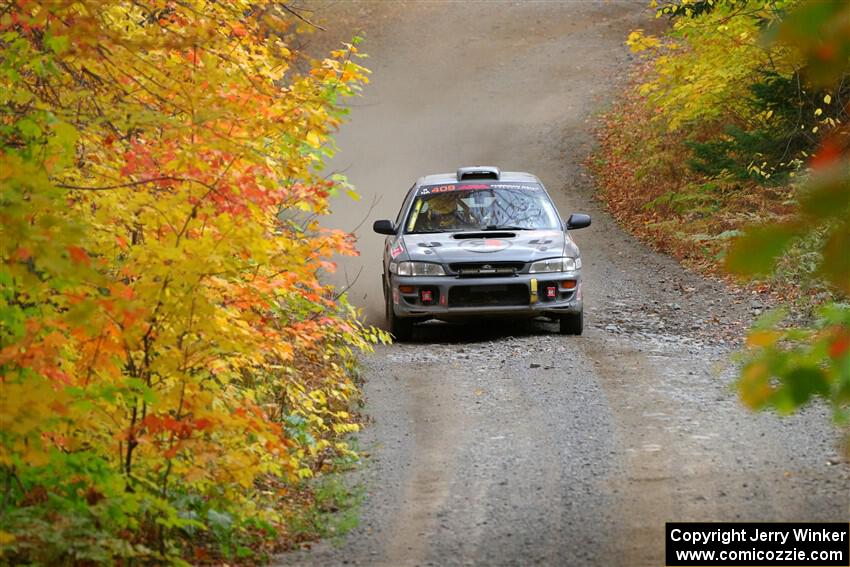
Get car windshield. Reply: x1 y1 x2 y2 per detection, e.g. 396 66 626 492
405 184 560 233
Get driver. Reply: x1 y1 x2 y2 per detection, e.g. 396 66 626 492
422 193 463 230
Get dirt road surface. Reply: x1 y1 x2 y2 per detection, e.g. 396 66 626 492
279 2 849 566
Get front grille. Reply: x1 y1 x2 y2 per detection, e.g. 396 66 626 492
449 262 524 277
448 284 529 307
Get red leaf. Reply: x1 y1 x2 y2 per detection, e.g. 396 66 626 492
815 42 836 61
829 329 850 359
810 139 843 169
67 245 90 265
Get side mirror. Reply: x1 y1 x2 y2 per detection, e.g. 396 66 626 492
373 219 396 235
566 213 591 230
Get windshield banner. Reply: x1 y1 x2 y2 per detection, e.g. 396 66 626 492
418 182 541 195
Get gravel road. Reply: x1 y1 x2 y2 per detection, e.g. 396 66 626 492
279 2 849 566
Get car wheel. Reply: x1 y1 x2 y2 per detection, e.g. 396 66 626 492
385 286 414 341
559 310 583 336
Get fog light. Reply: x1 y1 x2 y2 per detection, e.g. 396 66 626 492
420 289 434 304
561 280 577 290
399 285 415 294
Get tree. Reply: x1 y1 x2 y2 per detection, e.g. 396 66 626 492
0 1 384 561
726 0 850 425
625 0 849 425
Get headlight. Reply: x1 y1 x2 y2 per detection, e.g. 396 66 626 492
390 261 446 276
528 257 579 273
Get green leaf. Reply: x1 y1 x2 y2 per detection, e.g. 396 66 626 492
751 307 788 330
820 221 850 294
52 121 78 150
799 179 850 219
44 34 69 54
16 117 42 139
725 223 799 276
777 366 830 411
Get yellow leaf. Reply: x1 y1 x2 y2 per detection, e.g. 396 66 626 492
739 362 772 409
746 330 780 348
306 130 321 148
824 94 832 105
0 531 15 545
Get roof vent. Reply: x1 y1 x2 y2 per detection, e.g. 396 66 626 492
456 166 500 181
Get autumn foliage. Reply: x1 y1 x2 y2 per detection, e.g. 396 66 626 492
0 0 385 562
594 0 850 426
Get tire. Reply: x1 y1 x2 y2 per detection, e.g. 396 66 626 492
385 286 414 341
559 310 583 336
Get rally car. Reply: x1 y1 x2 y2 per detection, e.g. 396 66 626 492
373 166 590 341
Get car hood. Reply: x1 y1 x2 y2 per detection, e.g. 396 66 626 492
401 229 569 264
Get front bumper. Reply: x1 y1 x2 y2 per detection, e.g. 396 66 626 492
389 272 582 320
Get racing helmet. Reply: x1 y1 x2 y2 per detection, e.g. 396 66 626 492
426 193 458 215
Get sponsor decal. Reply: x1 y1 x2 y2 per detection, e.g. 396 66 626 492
489 183 541 190
458 238 511 253
418 182 541 195
390 241 404 259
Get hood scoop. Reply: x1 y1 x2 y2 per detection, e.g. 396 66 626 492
452 231 515 239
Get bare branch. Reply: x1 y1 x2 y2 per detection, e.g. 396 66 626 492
281 4 327 31
349 192 382 234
